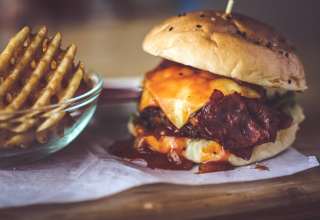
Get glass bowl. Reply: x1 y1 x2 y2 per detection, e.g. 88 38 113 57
0 73 103 167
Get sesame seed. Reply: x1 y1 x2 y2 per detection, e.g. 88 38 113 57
236 30 246 37
266 42 272 48
178 12 186 17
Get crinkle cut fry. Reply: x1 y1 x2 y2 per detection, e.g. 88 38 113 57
5 64 83 147
4 124 62 148
3 131 35 148
0 27 48 101
4 32 62 113
37 64 84 132
0 26 88 148
11 44 77 133
0 27 30 73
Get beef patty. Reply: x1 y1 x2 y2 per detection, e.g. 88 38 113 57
135 90 292 159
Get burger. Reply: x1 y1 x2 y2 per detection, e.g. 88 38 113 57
126 10 307 172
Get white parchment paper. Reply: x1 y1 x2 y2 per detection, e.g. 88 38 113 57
0 137 318 208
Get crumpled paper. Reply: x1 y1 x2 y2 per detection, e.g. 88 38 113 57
0 134 318 208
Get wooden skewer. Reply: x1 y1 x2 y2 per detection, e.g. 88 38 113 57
225 0 235 15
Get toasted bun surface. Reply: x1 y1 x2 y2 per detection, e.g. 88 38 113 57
143 10 306 91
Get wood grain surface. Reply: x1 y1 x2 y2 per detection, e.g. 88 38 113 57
0 101 319 220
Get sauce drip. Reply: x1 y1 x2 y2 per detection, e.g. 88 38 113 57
108 138 194 170
198 161 234 173
254 163 270 171
108 138 234 173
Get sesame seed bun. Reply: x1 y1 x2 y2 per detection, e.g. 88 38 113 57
143 10 307 91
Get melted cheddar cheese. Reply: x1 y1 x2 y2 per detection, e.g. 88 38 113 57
142 135 186 154
184 139 230 163
140 64 260 128
138 135 230 163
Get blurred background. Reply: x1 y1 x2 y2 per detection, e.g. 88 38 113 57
0 0 319 148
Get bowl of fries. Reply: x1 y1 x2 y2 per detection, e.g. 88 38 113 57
0 26 103 166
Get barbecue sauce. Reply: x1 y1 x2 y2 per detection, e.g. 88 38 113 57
198 161 234 173
254 163 270 171
108 138 235 173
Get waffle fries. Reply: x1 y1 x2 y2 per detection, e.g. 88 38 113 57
0 26 91 149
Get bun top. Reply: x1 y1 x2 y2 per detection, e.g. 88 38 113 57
143 10 307 91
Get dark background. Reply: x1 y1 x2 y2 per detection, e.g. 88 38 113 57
0 0 319 143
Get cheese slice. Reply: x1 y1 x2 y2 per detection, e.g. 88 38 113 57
184 139 229 163
142 135 186 154
140 64 260 128
139 135 229 163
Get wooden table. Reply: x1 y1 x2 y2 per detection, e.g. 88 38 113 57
0 101 319 220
